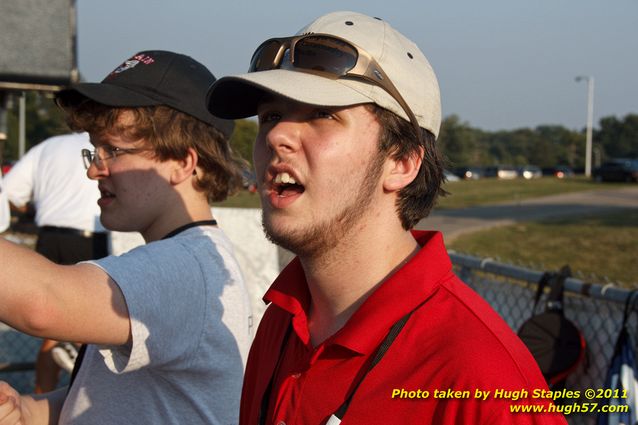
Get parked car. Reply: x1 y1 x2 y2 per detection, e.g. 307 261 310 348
517 165 542 179
241 169 257 192
483 165 518 179
443 169 460 182
592 159 638 182
541 166 575 179
1 160 15 176
454 166 483 180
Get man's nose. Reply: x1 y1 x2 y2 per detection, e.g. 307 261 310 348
265 119 303 155
86 160 108 180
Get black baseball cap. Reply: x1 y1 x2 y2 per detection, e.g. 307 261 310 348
56 50 234 138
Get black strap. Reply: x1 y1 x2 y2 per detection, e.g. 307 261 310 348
333 310 414 420
161 219 218 240
258 324 293 425
67 219 217 392
545 265 571 312
258 310 414 424
532 272 553 314
621 290 638 329
531 265 571 314
67 344 87 391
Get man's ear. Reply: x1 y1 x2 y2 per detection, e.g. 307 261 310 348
382 147 424 192
170 147 198 185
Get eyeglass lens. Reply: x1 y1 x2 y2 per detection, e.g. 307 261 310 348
82 146 112 169
81 150 93 169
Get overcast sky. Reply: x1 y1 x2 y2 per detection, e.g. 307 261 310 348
76 0 638 132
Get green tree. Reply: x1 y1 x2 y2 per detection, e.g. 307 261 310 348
596 114 638 159
3 91 67 161
532 125 579 167
438 115 482 167
229 119 257 167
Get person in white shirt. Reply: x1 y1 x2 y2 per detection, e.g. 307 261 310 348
0 173 10 234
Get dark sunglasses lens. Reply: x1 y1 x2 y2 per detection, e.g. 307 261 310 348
284 36 358 75
249 40 283 72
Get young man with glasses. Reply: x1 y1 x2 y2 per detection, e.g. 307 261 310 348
0 50 251 424
207 12 567 424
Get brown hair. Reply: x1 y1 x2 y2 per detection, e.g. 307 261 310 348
370 105 448 230
64 101 245 203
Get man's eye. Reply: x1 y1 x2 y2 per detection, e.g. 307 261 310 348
314 110 334 119
97 145 118 157
258 112 281 124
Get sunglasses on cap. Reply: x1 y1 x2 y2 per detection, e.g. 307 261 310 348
248 33 421 140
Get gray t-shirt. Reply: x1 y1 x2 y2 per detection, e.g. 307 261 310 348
59 226 252 424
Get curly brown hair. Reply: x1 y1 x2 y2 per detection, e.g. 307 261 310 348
369 105 448 230
62 100 245 203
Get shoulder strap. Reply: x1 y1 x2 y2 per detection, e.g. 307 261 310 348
259 308 416 424
259 321 293 425
333 310 414 420
532 272 553 314
545 265 571 312
531 265 571 314
622 290 638 329
67 344 87 393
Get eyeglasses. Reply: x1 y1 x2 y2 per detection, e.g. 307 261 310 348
81 145 151 170
248 33 421 140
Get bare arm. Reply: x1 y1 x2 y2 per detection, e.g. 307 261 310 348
0 382 66 425
0 237 131 346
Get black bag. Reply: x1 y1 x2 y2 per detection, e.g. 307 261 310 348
518 265 586 388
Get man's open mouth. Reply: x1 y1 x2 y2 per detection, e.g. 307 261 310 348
99 187 115 199
273 172 305 197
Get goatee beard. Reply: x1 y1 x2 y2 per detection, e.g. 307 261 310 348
262 151 385 258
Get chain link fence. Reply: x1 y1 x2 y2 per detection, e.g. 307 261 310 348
452 251 637 425
0 326 40 393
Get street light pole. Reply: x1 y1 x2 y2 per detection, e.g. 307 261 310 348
575 75 594 177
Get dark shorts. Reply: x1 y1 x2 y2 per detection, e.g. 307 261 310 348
36 226 109 264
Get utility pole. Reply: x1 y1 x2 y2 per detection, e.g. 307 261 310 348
575 76 594 177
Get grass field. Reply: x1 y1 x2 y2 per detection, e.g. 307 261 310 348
213 190 262 208
214 177 636 286
448 209 638 286
216 177 624 210
437 177 625 209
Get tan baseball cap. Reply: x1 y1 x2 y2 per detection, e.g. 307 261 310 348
206 11 442 138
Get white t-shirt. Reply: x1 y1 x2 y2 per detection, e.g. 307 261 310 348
3 133 105 232
0 174 10 233
59 226 252 424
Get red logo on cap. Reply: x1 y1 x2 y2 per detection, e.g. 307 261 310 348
108 54 155 77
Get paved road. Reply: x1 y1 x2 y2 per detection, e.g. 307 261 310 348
416 186 638 242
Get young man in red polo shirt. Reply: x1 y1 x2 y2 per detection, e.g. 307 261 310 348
208 11 567 425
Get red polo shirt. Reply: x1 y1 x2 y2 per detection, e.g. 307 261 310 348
241 231 566 424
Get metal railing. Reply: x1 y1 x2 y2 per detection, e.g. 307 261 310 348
451 252 637 425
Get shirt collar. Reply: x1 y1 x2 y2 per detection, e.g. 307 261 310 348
263 231 453 352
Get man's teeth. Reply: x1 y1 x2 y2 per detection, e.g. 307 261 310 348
274 172 297 184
